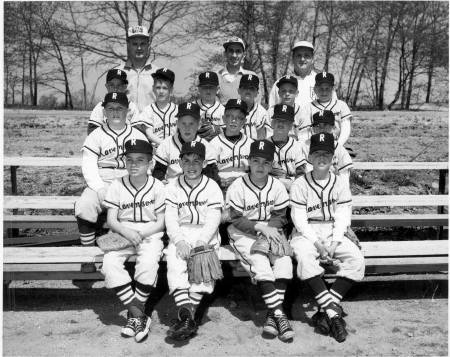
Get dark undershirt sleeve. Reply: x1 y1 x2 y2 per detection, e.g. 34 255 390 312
133 123 147 135
87 123 99 135
267 207 288 228
203 163 221 186
229 207 258 236
152 161 168 181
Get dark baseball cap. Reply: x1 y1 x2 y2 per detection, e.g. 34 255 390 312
180 141 206 160
124 139 153 156
102 92 129 108
272 104 295 122
198 71 219 87
315 72 335 86
276 75 298 89
152 68 175 84
249 140 275 161
106 69 128 84
176 102 201 120
309 132 335 155
313 110 335 126
239 74 259 89
225 99 248 115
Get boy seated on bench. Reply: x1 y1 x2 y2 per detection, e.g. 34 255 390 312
101 139 165 343
289 132 364 343
74 92 148 258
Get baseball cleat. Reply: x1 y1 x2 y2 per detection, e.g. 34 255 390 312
168 307 198 341
262 310 278 337
311 310 330 335
121 313 137 338
134 315 151 342
328 316 348 343
273 310 295 342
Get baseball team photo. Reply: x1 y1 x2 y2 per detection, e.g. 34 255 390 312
3 1 449 356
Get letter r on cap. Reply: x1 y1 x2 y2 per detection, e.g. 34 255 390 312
248 75 252 80
186 103 191 109
319 134 325 142
191 141 196 147
205 72 210 78
282 105 287 112
131 139 136 146
259 142 264 150
237 99 241 104
117 70 121 75
322 71 327 78
112 93 117 99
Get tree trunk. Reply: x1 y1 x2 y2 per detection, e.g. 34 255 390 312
33 59 38 106
4 61 9 105
81 56 87 109
387 35 406 110
28 49 33 106
324 2 334 71
312 2 320 47
352 67 365 108
405 40 418 109
21 51 25 105
425 62 433 103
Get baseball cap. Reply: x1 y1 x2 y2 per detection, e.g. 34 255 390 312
249 140 275 161
180 141 206 160
102 92 129 108
309 132 335 155
292 40 314 52
106 69 128 84
315 72 335 86
151 68 175 84
124 139 153 156
176 102 200 120
272 104 295 122
198 71 219 87
313 110 335 126
128 25 149 38
276 75 298 89
225 99 248 115
223 37 246 51
239 74 259 89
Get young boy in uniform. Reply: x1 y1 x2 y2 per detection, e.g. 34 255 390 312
210 99 253 191
268 104 304 192
196 71 225 141
289 132 365 343
101 139 165 342
226 140 295 342
238 74 269 139
153 102 219 183
88 69 139 134
131 68 178 147
75 92 148 249
164 141 224 341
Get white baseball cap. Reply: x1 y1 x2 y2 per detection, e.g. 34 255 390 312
128 25 149 38
223 36 246 51
292 40 314 52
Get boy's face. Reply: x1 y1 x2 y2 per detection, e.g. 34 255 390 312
103 102 128 126
278 83 298 106
314 83 333 102
180 153 205 180
309 150 333 172
312 122 334 135
249 156 272 181
105 78 127 93
177 115 200 141
127 37 149 61
225 44 244 67
238 86 258 105
223 108 246 135
272 118 292 138
125 152 152 178
198 85 218 103
292 47 314 75
153 79 172 103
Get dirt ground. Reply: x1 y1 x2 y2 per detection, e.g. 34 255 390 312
3 277 448 356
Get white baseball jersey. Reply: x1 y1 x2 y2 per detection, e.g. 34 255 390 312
268 71 317 108
269 137 303 178
268 103 311 139
82 124 148 169
290 172 351 222
299 140 353 174
103 175 166 223
210 133 253 180
227 174 289 221
88 100 139 128
132 102 178 141
196 99 225 127
154 133 217 180
165 175 224 225
242 103 269 139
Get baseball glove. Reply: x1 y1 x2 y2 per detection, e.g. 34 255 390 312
187 244 224 284
250 235 270 256
96 231 133 252
271 166 288 179
269 231 294 257
344 227 361 250
197 121 219 141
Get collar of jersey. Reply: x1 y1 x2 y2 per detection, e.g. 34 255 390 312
244 173 272 192
123 57 153 70
102 122 131 137
122 174 152 194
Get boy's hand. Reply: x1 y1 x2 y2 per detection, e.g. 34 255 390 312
122 228 143 246
176 240 191 260
314 240 329 260
255 224 281 243
97 187 107 203
325 241 339 259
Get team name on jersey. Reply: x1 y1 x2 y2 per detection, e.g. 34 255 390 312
178 199 208 209
277 158 296 165
154 122 177 134
219 154 249 165
246 199 275 211
307 198 337 213
121 199 155 210
170 158 181 165
104 145 125 156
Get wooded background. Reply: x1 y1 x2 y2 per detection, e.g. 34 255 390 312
3 1 449 110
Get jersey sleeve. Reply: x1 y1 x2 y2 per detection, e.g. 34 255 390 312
273 179 289 210
127 102 140 124
153 179 166 213
256 108 268 130
340 101 352 122
132 105 153 128
103 179 121 209
298 142 308 167
207 179 224 210
336 145 353 172
81 131 101 156
154 138 170 165
88 103 104 127
209 137 221 162
226 179 245 213
333 175 352 242
204 140 217 166
289 177 307 208
293 142 304 169
164 181 178 208
296 103 312 131
268 82 280 108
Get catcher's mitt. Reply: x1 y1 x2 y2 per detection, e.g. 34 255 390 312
187 244 224 284
96 231 133 252
344 227 361 250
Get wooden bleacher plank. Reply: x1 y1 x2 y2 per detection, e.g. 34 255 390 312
4 157 81 167
5 195 448 210
361 240 448 257
364 257 448 274
3 215 76 229
3 271 103 280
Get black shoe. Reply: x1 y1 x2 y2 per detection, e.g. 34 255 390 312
168 307 197 341
311 310 330 335
329 315 348 343
121 312 136 338
273 310 295 342
81 262 97 273
262 310 278 337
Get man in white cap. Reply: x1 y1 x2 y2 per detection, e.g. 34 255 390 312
118 25 159 112
268 41 317 108
217 37 262 105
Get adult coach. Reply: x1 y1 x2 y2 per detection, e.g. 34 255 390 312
268 41 317 108
217 37 261 105
118 25 159 112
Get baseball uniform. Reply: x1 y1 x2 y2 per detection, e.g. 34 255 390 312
217 66 262 105
269 136 304 180
243 103 270 139
268 70 317 108
196 98 225 127
132 102 178 142
89 100 139 129
267 103 311 141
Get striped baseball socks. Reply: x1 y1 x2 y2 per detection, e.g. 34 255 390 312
113 283 143 317
76 217 96 246
304 275 338 318
330 277 354 304
258 281 283 310
275 279 289 304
